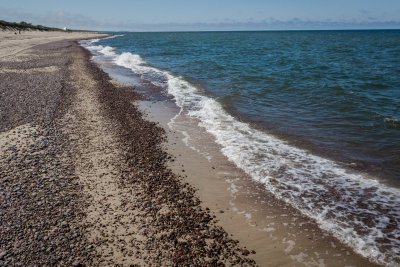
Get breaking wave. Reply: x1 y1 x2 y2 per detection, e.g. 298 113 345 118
82 37 400 266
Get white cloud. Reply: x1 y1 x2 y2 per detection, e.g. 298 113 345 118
1 6 399 31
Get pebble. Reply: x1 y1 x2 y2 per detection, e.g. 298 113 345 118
0 39 257 266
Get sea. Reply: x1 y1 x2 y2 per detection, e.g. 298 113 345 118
81 30 400 266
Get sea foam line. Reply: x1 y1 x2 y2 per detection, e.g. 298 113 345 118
82 38 400 266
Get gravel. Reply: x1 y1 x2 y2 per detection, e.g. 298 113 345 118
0 40 258 266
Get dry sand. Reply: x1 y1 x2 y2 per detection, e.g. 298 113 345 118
0 31 106 60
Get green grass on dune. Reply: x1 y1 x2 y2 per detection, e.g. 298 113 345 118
0 20 61 31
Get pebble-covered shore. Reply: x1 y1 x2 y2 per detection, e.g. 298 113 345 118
0 39 257 266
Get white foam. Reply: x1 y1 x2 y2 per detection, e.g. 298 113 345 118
284 239 296 254
165 76 400 265
384 116 400 127
80 34 124 57
264 227 276 232
80 39 400 266
84 34 124 45
85 38 100 45
103 34 125 40
99 46 117 56
114 52 146 69
85 44 103 51
83 44 117 57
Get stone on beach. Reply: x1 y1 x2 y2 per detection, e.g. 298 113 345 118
0 32 256 266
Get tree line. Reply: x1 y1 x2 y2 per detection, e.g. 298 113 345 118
0 20 61 31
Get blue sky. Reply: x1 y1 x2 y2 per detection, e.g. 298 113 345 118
1 0 400 31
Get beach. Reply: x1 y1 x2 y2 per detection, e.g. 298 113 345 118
0 31 385 266
134 100 381 267
86 31 400 266
0 31 258 266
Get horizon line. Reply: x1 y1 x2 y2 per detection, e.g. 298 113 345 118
95 28 400 33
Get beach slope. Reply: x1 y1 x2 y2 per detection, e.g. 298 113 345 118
0 32 256 266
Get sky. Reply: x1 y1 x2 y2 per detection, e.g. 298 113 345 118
1 0 400 31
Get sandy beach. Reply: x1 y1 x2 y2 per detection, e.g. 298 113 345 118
0 31 258 266
0 31 382 266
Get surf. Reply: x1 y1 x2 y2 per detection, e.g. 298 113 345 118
81 36 400 266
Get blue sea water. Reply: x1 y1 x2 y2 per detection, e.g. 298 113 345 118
101 31 399 182
82 30 400 266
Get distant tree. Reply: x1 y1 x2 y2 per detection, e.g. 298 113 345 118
0 19 61 31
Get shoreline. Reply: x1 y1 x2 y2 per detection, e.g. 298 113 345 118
0 32 257 265
84 32 400 266
0 31 386 266
134 98 379 267
93 48 380 266
220 106 398 186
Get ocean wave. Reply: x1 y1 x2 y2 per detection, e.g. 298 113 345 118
80 34 125 56
81 38 400 266
384 117 400 127
84 44 116 57
169 78 400 266
99 46 116 56
115 52 146 68
103 34 125 40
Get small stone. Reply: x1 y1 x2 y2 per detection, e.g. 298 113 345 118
242 249 250 256
0 250 7 259
72 261 82 267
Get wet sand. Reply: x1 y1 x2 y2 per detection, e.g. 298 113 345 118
84 48 384 266
0 32 257 266
132 99 380 267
